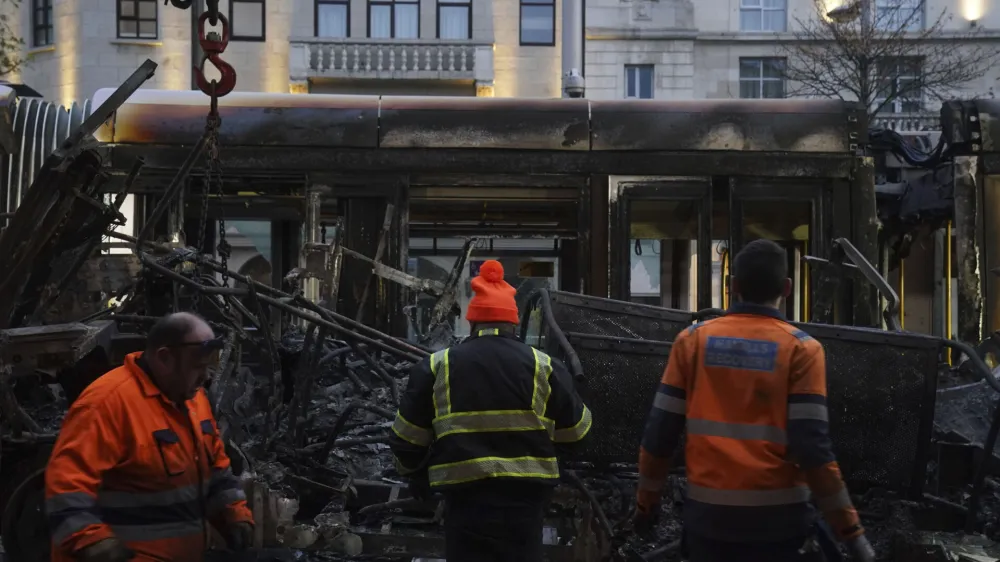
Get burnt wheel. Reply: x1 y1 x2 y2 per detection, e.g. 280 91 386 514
1 469 50 562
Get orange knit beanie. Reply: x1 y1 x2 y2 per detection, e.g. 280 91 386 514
466 260 520 325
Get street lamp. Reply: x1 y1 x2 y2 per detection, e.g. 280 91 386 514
826 0 864 23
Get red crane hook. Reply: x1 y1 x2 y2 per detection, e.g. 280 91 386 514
193 12 237 99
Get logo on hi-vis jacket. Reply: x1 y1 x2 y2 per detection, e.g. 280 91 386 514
703 337 779 372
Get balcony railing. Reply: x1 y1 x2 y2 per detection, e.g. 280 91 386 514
872 112 939 132
289 38 494 82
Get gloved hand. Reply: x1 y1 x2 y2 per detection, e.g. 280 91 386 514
846 535 876 562
408 471 431 501
630 505 660 536
225 521 254 552
78 537 134 562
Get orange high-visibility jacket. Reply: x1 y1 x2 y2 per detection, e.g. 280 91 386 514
637 303 863 543
45 352 254 562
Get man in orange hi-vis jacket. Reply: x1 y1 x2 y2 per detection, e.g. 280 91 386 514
45 312 254 562
633 239 876 562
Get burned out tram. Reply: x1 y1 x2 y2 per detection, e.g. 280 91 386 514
88 90 881 331
2 76 1000 560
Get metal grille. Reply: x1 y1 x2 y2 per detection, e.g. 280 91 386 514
547 291 692 341
801 323 939 494
562 333 671 465
0 96 92 216
536 290 939 494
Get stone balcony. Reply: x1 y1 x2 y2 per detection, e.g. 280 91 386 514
872 112 940 132
289 38 494 88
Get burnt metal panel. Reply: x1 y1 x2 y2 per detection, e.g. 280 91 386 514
95 89 379 148
591 99 860 153
797 323 939 495
972 100 1000 153
377 96 591 151
107 146 856 181
563 333 673 466
547 290 692 341
533 289 938 495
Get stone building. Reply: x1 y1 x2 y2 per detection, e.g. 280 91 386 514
6 0 998 109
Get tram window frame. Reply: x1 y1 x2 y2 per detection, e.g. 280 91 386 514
728 178 829 323
615 180 714 310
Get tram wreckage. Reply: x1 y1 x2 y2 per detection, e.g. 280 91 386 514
3 32 1000 562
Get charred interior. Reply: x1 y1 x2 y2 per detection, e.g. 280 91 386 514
2 60 1000 562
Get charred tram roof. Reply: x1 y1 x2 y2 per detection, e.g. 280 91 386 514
93 89 862 154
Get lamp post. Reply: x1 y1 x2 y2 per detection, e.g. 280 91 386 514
826 0 879 327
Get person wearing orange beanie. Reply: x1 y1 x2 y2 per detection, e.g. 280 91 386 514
388 259 593 562
465 260 521 326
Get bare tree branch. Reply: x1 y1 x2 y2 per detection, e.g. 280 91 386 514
0 0 24 78
777 0 1000 121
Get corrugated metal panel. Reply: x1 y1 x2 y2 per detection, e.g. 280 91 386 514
2 96 93 214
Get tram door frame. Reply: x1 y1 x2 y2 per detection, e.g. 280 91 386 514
728 178 830 321
612 177 714 311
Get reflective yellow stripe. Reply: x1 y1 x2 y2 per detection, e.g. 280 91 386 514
431 349 450 418
687 484 810 506
553 406 593 443
394 455 422 476
429 455 560 486
477 328 500 336
392 412 434 446
433 409 554 438
531 348 553 417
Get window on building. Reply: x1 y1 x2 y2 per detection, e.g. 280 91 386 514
230 0 265 40
739 0 786 32
369 0 419 38
876 57 923 113
31 0 52 47
316 0 349 37
520 0 554 46
438 0 471 39
117 0 157 39
874 0 923 31
739 57 785 99
625 65 654 99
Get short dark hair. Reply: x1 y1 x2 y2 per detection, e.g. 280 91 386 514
145 313 203 352
732 239 788 304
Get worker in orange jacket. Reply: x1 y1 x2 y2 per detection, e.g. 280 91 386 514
45 312 254 562
633 239 876 562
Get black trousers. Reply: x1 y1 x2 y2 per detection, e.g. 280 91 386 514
443 497 546 562
686 534 826 562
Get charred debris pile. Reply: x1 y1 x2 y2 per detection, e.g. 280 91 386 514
6 64 1000 562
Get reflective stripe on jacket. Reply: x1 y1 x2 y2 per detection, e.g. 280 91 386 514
637 303 862 543
45 352 254 562
389 329 592 489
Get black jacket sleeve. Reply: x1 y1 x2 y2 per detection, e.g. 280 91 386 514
388 357 436 475
543 357 592 446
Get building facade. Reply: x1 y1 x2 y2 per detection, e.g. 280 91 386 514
6 0 999 111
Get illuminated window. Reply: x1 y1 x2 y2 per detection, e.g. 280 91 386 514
230 0 265 41
739 57 785 99
117 0 157 39
32 0 52 47
740 0 786 32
